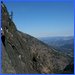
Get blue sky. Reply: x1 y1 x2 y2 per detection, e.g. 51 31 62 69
4 0 74 37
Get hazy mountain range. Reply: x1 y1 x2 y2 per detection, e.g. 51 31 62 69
38 36 74 57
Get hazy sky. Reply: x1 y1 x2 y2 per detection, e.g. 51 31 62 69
4 0 74 37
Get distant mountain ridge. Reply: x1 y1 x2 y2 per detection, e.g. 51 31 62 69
38 36 74 57
1 2 74 74
39 36 74 46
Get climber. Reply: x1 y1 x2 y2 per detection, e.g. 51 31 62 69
1 27 5 46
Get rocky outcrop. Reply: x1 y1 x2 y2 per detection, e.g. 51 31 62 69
63 61 74 74
1 2 73 74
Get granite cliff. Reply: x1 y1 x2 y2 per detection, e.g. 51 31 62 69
1 2 73 74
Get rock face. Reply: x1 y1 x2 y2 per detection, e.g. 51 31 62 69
63 62 74 74
1 2 73 74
